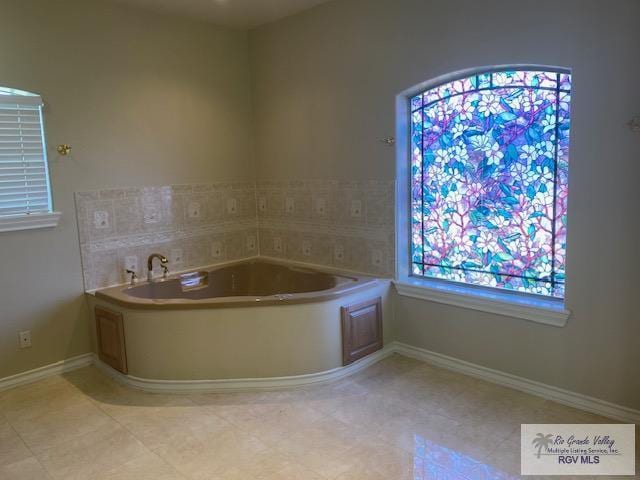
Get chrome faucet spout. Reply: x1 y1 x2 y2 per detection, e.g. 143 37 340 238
147 253 168 281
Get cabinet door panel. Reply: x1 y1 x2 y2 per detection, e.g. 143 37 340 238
95 306 128 374
341 297 382 365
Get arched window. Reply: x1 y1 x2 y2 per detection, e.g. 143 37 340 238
0 86 59 232
405 68 571 299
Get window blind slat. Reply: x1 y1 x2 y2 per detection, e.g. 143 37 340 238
0 204 50 214
0 200 50 208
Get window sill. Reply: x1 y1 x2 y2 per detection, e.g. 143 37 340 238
394 277 570 327
0 212 61 233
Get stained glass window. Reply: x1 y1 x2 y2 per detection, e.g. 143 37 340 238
410 69 571 298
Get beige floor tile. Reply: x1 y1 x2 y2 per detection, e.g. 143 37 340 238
348 354 421 392
90 388 197 420
483 434 522 477
10 400 115 453
155 426 270 479
372 407 458 453
0 418 31 467
262 461 327 480
116 404 232 451
0 457 52 480
64 366 196 419
210 450 318 479
346 438 415 479
93 451 185 480
334 464 389 480
0 376 88 422
415 434 519 480
35 423 149 480
273 417 368 478
218 401 330 447
307 390 416 430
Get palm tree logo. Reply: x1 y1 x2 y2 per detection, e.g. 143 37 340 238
532 433 554 458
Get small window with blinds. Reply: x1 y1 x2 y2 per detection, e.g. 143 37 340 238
0 86 59 232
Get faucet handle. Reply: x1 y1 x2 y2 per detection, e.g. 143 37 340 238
161 264 169 279
125 269 138 285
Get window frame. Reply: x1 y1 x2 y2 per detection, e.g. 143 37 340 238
395 65 570 326
0 88 60 233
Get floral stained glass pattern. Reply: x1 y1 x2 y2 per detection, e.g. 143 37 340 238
410 69 571 297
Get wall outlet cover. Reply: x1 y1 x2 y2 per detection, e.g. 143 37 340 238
371 249 383 267
334 244 345 261
350 200 363 218
273 237 283 253
258 196 267 212
19 330 32 349
285 197 295 214
143 206 162 224
170 248 184 264
124 256 138 272
187 202 201 219
211 242 223 258
246 236 256 251
316 197 326 215
227 198 238 214
302 240 312 256
93 210 110 229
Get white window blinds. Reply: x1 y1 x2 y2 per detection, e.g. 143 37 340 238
0 92 52 217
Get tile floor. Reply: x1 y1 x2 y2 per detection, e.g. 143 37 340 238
0 354 637 480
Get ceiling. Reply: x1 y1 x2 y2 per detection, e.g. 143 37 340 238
111 0 333 28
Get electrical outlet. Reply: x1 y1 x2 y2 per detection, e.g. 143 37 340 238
316 197 326 215
334 244 345 262
187 202 201 219
124 256 138 273
273 237 283 253
258 196 267 213
227 198 238 215
285 197 295 214
371 249 383 267
350 199 363 218
302 240 312 257
93 210 110 229
211 242 223 258
246 236 256 252
19 331 31 349
143 206 161 224
170 248 183 264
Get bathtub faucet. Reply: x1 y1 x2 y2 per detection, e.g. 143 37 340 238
147 253 168 282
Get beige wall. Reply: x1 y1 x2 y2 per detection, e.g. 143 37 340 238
0 0 253 378
250 0 640 409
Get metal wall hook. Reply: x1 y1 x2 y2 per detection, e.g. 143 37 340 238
56 144 72 155
628 116 640 133
380 137 396 146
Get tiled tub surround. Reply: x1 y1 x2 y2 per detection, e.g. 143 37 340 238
256 180 395 277
75 180 395 290
75 183 258 290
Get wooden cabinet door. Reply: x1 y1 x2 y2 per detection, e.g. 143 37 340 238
95 306 128 374
341 297 383 366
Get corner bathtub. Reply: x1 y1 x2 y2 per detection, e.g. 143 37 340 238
88 259 391 390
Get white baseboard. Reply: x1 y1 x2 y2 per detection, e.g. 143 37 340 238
393 342 640 425
1 344 637 425
93 344 396 394
0 353 94 392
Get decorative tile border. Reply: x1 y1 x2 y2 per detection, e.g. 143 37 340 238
75 180 395 290
256 180 395 277
75 182 258 290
